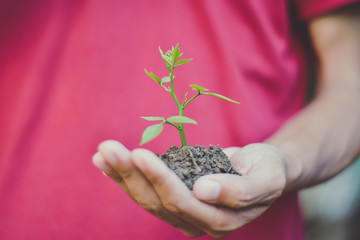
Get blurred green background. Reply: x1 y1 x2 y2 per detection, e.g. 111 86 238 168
301 157 360 240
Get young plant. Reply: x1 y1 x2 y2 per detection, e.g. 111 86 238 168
140 44 239 146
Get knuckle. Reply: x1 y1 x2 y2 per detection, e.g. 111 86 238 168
105 171 124 183
162 199 183 215
107 165 133 179
122 171 132 179
231 190 255 208
112 175 124 183
147 174 165 186
116 168 132 179
142 203 166 218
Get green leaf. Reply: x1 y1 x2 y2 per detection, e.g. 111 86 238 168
141 116 165 121
162 55 173 66
144 69 161 84
175 59 192 67
140 123 164 145
172 44 180 62
202 92 240 104
159 46 164 57
166 116 197 124
161 76 171 83
189 84 208 92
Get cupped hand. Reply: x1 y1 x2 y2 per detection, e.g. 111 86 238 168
93 140 287 238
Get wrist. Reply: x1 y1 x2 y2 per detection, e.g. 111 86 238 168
264 141 304 193
281 148 304 193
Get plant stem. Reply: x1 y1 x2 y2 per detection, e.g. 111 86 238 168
169 64 187 146
178 107 187 146
177 92 202 146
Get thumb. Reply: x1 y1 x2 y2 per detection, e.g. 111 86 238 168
193 173 284 209
193 143 287 208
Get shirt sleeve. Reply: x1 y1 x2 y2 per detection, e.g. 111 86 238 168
295 0 360 20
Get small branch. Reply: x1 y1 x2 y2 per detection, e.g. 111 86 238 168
165 120 186 146
164 121 180 130
183 91 201 109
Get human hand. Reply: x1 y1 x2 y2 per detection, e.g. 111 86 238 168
93 140 205 237
93 141 287 238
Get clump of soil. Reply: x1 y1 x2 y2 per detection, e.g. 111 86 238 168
158 145 241 190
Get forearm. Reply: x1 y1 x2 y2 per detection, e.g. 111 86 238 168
266 87 360 192
266 4 360 192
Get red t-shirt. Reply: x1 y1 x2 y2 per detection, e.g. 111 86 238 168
0 0 357 239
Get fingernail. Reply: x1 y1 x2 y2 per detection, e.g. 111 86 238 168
194 179 221 201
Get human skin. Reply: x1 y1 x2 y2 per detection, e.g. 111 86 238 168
93 4 360 239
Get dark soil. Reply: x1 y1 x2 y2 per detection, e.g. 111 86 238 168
158 145 241 190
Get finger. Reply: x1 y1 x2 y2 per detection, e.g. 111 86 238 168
98 140 166 206
92 151 114 173
93 151 124 184
132 149 244 236
222 147 241 159
98 141 204 237
192 173 278 235
98 140 133 179
193 147 286 209
193 174 281 209
93 149 134 200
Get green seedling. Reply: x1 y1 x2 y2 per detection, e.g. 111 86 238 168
140 44 239 146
